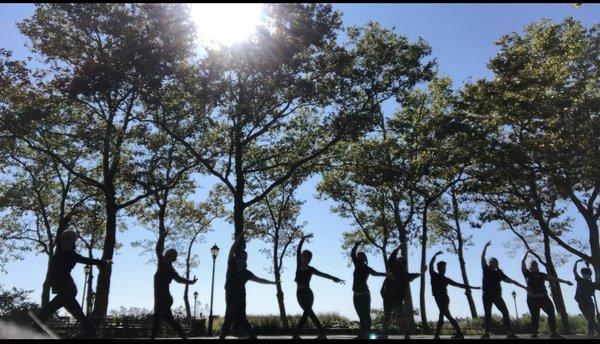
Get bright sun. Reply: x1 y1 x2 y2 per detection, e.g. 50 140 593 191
189 4 265 48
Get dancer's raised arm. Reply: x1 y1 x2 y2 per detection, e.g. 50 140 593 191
573 259 583 279
388 245 401 267
521 251 530 275
482 241 491 268
351 242 360 265
430 250 443 276
297 233 312 266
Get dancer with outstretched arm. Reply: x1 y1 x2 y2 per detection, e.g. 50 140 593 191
429 250 480 339
220 233 276 339
379 245 425 339
351 242 388 339
481 241 527 339
292 234 345 339
521 250 572 339
33 230 111 338
151 229 198 340
573 259 600 337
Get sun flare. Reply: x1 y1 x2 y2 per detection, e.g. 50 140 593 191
189 4 265 48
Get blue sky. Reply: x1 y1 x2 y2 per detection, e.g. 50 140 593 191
2 3 600 322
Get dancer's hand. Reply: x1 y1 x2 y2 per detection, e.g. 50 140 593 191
333 278 345 284
484 241 492 247
190 276 198 285
303 233 314 239
471 286 481 290
103 259 113 265
434 250 443 256
421 265 428 273
566 281 573 286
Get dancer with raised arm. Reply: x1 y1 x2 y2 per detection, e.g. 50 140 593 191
429 250 480 339
481 241 526 339
292 234 345 339
573 259 600 337
351 242 388 339
151 229 198 340
33 230 111 338
220 233 276 339
522 250 572 339
379 245 425 339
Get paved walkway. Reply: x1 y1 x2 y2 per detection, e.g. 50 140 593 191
174 334 594 340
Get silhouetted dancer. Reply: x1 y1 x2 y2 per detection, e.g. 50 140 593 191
480 241 526 339
292 234 345 339
522 250 572 339
429 250 480 339
220 234 276 339
379 245 425 339
574 259 600 337
351 242 387 339
151 228 197 340
35 230 111 338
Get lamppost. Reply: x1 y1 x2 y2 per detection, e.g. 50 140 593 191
208 244 219 336
82 265 91 311
193 291 199 319
512 290 518 320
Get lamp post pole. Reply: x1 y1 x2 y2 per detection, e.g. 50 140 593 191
193 291 198 319
82 265 90 311
208 244 219 336
512 291 518 320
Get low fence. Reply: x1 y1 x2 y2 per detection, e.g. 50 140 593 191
46 316 206 338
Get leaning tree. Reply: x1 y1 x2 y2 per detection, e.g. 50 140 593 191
13 3 197 315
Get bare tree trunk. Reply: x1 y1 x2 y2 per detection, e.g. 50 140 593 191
184 284 192 320
228 189 247 335
184 235 198 320
275 271 289 331
92 189 117 317
401 230 416 330
86 247 94 316
541 228 570 334
273 229 290 331
419 203 431 334
450 188 477 318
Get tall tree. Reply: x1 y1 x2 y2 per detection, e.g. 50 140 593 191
244 172 307 331
156 5 434 329
0 145 99 307
458 18 600 333
429 187 478 318
13 3 197 316
389 76 474 332
132 190 223 320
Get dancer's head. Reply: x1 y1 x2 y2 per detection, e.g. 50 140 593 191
357 251 368 265
437 261 447 275
164 249 178 263
236 250 248 270
530 260 539 272
489 257 499 269
581 267 592 280
60 230 78 251
301 250 312 265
